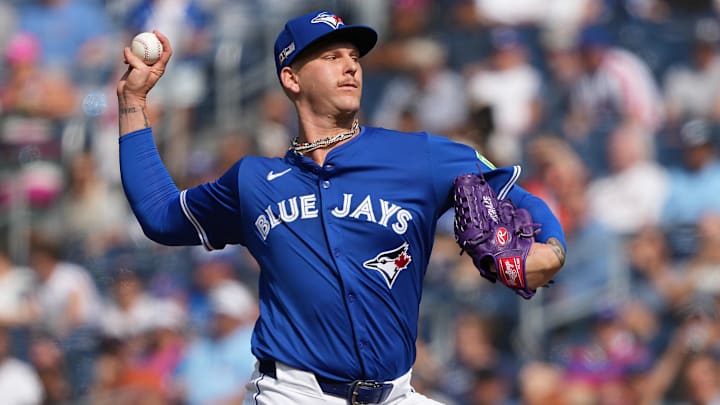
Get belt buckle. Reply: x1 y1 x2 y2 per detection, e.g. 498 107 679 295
350 380 384 405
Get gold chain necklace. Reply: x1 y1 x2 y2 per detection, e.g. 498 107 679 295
290 119 359 154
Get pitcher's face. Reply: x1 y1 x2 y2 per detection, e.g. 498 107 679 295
290 41 363 116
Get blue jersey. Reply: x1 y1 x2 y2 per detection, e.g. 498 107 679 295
119 125 564 382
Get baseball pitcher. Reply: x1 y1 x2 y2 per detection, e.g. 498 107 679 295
117 10 566 405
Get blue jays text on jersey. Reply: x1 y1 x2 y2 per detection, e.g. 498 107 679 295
119 124 565 383
254 192 414 240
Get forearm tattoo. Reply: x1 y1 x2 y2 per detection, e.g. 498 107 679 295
119 105 150 128
547 237 566 266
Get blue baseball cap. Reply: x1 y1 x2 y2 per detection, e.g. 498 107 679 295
490 28 525 51
274 11 378 77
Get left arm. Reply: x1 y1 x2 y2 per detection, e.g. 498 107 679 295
505 190 566 289
525 238 566 289
480 165 566 290
427 135 566 291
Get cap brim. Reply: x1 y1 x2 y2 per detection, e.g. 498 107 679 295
293 25 377 65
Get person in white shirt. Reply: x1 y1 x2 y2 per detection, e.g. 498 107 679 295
586 121 668 236
0 327 43 405
0 246 37 328
28 232 101 398
100 268 162 339
466 28 542 165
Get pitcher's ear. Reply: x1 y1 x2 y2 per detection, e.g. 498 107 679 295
280 67 300 95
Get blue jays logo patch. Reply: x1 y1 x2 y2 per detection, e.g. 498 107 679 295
363 243 412 289
311 12 344 29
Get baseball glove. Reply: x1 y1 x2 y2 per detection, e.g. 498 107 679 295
453 167 538 299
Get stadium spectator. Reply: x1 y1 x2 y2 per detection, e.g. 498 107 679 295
99 299 187 405
0 31 78 121
251 89 293 158
465 28 542 165
0 243 38 329
0 1 17 53
517 361 565 405
173 280 257 405
683 212 720 301
28 232 101 397
465 366 517 405
555 307 655 404
586 121 669 236
434 0 492 72
408 339 456 404
566 24 665 175
536 29 584 136
28 232 100 338
522 135 588 247
441 311 516 404
212 130 255 175
15 0 116 85
660 119 720 257
141 300 187 400
627 225 692 315
185 247 250 333
99 268 163 339
663 18 720 128
28 333 72 403
472 0 592 29
679 352 720 405
0 327 44 405
40 151 132 260
636 316 720 404
521 137 612 321
572 24 665 132
361 0 432 72
86 335 171 405
360 0 441 117
371 37 469 135
535 147 627 312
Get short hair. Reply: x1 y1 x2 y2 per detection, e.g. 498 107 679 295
28 231 61 260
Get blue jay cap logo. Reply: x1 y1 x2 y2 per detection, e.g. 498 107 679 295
274 10 378 77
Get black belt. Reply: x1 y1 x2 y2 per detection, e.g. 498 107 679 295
259 360 394 405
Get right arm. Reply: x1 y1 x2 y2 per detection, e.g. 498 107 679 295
116 31 200 246
116 32 243 249
117 30 171 136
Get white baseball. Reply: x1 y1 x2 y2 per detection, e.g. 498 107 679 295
131 32 163 65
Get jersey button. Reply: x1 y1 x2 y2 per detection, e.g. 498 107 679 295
333 249 340 257
347 293 355 301
322 180 330 189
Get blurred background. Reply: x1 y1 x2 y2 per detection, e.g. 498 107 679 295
1 0 720 404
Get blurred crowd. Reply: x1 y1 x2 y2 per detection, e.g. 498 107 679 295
1 0 720 404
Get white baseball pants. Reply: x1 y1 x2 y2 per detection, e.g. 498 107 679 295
243 361 446 405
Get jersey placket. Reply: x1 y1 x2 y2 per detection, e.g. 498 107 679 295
315 163 373 376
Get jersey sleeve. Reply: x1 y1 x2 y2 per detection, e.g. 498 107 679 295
119 128 244 250
426 134 496 212
120 128 200 246
181 161 245 250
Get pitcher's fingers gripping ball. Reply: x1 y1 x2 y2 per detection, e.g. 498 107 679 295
131 32 163 65
453 169 538 299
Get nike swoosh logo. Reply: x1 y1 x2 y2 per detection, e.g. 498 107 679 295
266 168 292 181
